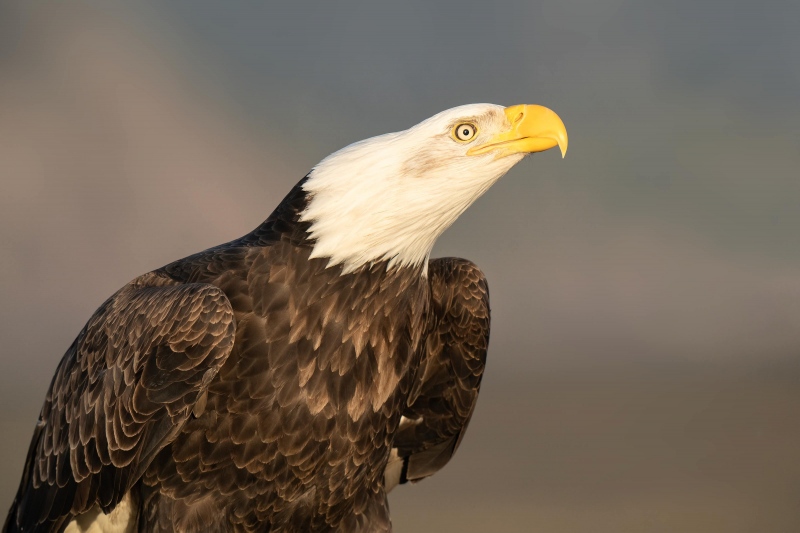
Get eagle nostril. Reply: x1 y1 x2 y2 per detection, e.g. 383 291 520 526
513 112 524 123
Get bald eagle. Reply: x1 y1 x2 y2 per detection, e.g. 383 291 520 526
4 104 567 533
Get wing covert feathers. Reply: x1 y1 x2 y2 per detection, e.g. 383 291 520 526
4 275 235 533
391 257 490 486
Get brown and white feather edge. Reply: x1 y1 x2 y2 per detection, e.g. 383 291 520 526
385 257 490 491
4 273 236 533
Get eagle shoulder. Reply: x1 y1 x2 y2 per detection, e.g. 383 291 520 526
4 273 236 533
387 257 490 489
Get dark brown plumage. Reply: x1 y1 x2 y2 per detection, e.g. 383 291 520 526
5 101 568 532
4 182 489 533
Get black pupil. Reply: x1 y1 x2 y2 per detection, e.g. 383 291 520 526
462 128 470 136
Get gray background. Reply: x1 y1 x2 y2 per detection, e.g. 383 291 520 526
2 1 800 531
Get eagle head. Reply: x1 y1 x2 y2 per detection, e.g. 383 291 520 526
300 103 568 273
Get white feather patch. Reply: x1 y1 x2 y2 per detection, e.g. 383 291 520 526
384 448 404 493
64 492 136 533
300 104 524 273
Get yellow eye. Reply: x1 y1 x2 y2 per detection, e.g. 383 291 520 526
453 123 477 142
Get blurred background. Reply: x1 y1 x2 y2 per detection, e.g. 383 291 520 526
2 1 800 531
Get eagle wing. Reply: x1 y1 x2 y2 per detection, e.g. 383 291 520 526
4 275 235 533
387 257 489 490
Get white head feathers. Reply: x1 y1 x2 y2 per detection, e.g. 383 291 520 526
300 104 528 274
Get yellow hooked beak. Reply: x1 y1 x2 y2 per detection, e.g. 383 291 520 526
467 104 568 158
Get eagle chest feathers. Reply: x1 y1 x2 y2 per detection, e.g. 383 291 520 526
138 241 432 529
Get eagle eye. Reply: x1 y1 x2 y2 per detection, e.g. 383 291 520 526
452 123 477 142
